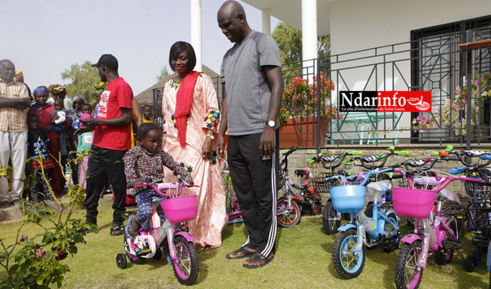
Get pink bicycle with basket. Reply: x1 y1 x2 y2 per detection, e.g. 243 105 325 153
393 171 475 289
116 180 200 286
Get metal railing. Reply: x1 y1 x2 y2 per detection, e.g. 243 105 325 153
279 25 490 149
152 26 490 150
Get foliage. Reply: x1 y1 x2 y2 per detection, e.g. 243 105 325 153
412 71 491 135
281 72 336 122
156 66 170 82
0 150 97 289
61 61 101 108
272 23 330 79
325 105 344 124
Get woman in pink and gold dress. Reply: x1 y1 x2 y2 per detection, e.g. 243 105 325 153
161 41 228 250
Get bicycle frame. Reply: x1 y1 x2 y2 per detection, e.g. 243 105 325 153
336 169 399 251
131 181 198 262
222 162 243 223
399 175 478 268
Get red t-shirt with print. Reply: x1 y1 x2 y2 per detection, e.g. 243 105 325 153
92 77 133 151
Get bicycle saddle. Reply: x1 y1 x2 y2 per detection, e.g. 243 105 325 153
295 169 311 177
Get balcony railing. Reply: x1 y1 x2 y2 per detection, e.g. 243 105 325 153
152 26 490 150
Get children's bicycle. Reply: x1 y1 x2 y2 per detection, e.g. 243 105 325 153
444 151 491 273
392 163 483 289
310 150 362 235
223 161 243 224
117 180 200 286
331 168 401 279
276 147 323 227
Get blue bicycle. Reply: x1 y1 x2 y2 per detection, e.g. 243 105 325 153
331 168 400 279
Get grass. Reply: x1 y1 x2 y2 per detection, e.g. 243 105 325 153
0 203 489 288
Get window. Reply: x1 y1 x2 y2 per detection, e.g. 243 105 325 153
411 16 491 143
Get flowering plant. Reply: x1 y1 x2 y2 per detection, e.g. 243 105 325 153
412 71 491 135
281 72 336 122
325 104 344 123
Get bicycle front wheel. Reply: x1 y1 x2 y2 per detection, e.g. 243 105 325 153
172 235 199 285
276 199 301 227
332 228 365 279
395 241 424 289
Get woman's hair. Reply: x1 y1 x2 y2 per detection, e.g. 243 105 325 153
169 41 196 72
136 123 161 140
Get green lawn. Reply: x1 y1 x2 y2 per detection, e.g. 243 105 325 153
0 203 489 288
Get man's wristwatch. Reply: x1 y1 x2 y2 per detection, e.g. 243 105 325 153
267 120 275 128
206 134 214 140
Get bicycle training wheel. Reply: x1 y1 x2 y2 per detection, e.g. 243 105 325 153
172 235 199 285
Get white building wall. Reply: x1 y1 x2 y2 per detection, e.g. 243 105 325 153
330 0 491 55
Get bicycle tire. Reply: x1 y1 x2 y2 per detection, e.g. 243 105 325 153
332 228 366 279
172 235 199 285
276 199 301 227
382 212 400 253
395 241 424 289
305 190 322 215
323 200 341 235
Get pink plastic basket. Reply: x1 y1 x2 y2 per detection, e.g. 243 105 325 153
392 187 437 219
160 195 198 224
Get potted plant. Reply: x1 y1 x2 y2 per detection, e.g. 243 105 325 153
280 72 336 147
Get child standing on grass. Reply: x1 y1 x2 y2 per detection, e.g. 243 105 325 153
77 103 94 189
123 123 193 244
26 114 55 202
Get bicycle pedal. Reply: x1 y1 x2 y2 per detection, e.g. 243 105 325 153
442 239 462 250
381 234 398 246
472 236 490 247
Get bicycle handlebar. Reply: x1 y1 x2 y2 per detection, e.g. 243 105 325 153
127 179 199 198
282 146 298 157
310 151 361 170
360 168 393 186
448 168 465 175
354 150 408 170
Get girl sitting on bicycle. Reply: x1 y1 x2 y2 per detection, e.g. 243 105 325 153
123 123 193 242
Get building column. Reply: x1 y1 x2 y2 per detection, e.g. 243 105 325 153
262 8 271 35
302 0 318 65
190 0 202 72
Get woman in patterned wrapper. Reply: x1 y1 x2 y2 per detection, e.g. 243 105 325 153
161 41 228 250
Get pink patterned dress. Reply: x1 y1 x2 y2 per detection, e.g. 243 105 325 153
162 73 228 249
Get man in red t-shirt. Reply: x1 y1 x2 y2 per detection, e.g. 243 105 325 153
76 54 133 236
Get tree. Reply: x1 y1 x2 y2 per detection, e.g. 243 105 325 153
156 66 170 82
272 23 331 79
61 61 101 107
